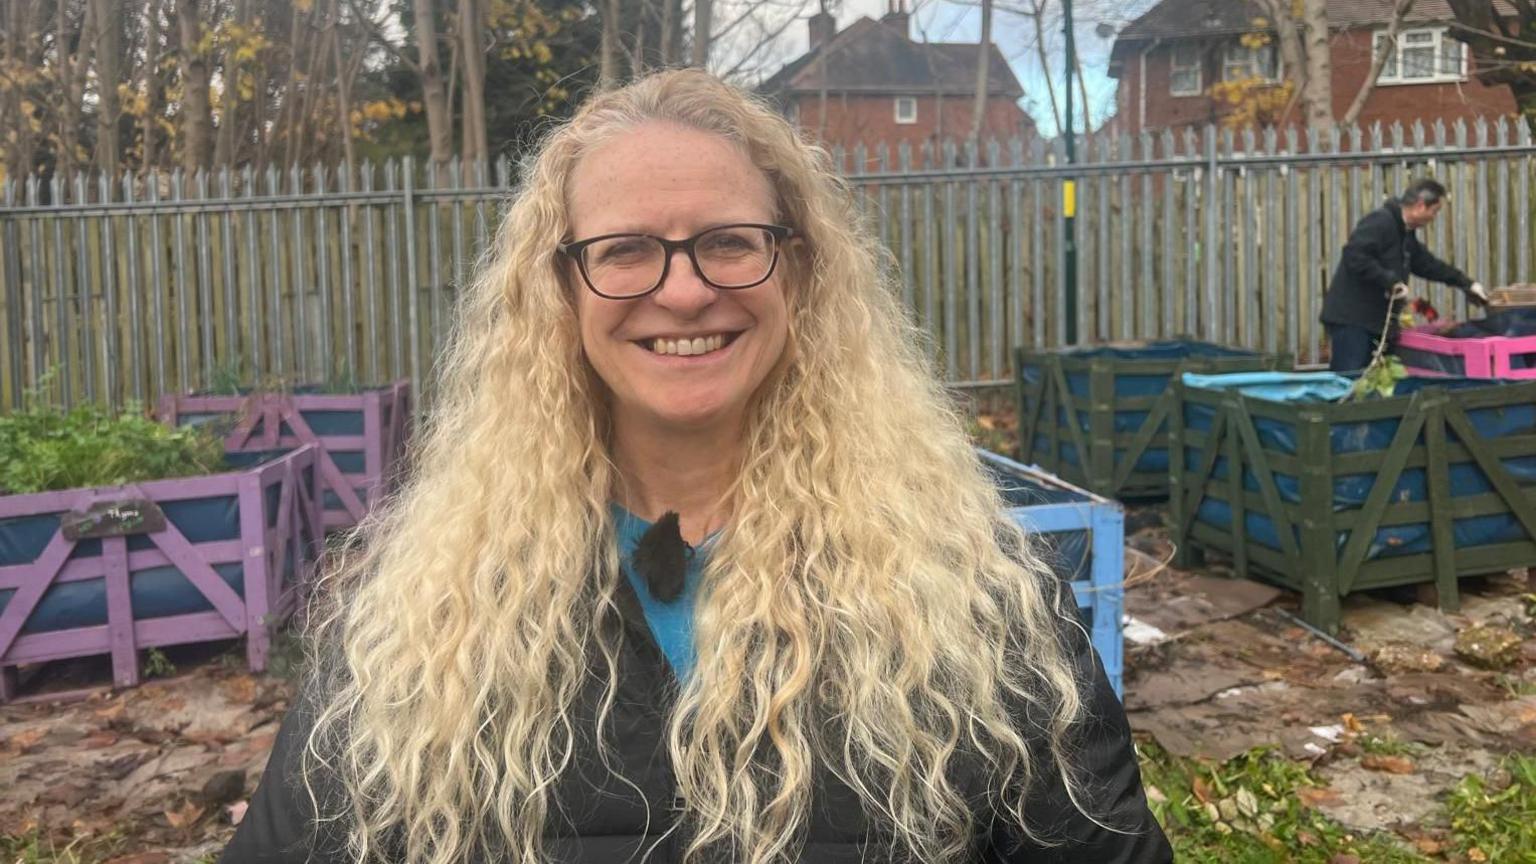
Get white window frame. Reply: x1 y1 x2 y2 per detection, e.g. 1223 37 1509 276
1169 43 1203 97
1222 41 1278 82
894 96 918 125
1374 27 1466 85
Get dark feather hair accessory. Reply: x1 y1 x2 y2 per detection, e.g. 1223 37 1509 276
632 511 691 603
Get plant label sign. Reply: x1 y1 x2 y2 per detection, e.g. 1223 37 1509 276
62 499 168 540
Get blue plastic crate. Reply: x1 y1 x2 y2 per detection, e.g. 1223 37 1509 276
979 449 1125 698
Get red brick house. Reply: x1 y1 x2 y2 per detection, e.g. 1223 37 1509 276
1107 0 1519 135
758 2 1035 160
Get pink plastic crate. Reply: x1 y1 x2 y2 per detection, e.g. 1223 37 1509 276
1396 325 1536 380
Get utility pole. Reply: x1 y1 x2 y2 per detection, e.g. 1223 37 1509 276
1062 0 1078 344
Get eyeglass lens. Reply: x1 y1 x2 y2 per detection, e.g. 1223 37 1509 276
581 226 777 297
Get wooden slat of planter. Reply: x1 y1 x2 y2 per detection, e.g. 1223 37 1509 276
0 540 244 590
0 531 77 660
1110 388 1175 494
1443 402 1536 542
5 611 238 666
103 535 138 689
1297 410 1338 631
1232 399 1300 564
1335 399 1429 595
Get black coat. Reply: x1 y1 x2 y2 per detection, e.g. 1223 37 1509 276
1320 200 1472 333
221 578 1172 864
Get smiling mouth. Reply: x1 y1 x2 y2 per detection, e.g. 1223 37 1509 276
638 331 744 357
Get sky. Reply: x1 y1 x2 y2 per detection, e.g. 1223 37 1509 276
756 0 1160 136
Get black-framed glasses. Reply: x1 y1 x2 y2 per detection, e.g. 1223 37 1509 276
558 223 794 300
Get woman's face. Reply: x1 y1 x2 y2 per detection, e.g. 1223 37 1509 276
566 122 791 435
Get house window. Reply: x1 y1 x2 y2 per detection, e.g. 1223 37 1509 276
1223 41 1278 81
894 97 918 124
1170 43 1203 96
1374 27 1465 84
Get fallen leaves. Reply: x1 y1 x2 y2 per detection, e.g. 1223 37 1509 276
162 799 205 830
1360 753 1416 774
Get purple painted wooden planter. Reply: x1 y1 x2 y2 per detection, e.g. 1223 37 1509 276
0 446 321 701
157 380 411 531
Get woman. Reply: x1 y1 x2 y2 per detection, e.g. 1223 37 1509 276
222 69 1170 864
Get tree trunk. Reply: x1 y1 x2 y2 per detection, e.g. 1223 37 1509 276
690 0 711 67
213 0 249 168
1300 0 1333 130
55 0 84 187
142 0 162 171
413 0 454 173
1028 1 1060 136
659 0 679 65
176 0 213 172
968 0 991 147
458 0 487 163
1444 0 1536 137
600 0 621 88
3 1 46 182
332 18 359 172
91 0 121 180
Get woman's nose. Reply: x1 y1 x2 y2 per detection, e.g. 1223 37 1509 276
650 247 717 314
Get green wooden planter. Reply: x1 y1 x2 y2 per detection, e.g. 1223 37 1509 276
1015 341 1289 500
1169 376 1536 634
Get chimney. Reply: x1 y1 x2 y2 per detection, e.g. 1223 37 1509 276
881 0 910 38
809 11 835 50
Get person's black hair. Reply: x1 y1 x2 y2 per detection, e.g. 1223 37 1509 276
1400 178 1447 207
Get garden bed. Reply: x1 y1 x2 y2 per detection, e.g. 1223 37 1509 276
0 446 321 700
1015 341 1289 500
981 450 1125 696
157 381 411 531
1169 373 1536 633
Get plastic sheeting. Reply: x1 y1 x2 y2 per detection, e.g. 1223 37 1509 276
1181 371 1355 403
1183 377 1536 561
982 460 1094 628
1440 309 1536 339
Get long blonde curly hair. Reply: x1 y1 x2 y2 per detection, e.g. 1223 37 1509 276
303 68 1088 864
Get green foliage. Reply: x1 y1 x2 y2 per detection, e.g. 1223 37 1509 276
1347 355 1407 402
143 647 177 679
0 401 226 495
1138 743 1425 863
1446 753 1536 863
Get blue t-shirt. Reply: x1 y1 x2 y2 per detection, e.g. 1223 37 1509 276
611 503 715 683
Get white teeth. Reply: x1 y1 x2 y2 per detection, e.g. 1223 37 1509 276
646 334 730 356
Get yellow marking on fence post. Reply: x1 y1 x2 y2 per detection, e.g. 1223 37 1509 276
1063 180 1078 218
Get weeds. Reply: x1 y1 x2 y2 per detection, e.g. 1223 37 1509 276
1446 753 1536 863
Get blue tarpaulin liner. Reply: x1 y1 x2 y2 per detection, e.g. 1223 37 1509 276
982 461 1094 628
1184 375 1536 561
0 450 296 635
1024 340 1264 475
1181 371 1355 403
1441 309 1536 339
182 406 370 514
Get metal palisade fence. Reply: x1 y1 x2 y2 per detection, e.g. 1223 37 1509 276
1 118 1534 411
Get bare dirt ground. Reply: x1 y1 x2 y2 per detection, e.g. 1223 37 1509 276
2 512 1533 862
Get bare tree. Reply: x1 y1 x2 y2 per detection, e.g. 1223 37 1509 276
413 0 455 170
1254 0 1332 129
177 0 214 172
1445 0 1536 135
1342 0 1415 125
90 0 121 179
691 0 712 66
969 0 992 145
600 0 622 87
142 0 163 171
458 0 488 163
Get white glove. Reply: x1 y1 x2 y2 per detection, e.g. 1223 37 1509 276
1470 282 1489 302
1390 282 1410 301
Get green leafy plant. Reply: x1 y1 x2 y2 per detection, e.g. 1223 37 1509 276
0 401 226 495
1348 355 1407 402
143 647 177 679
1447 753 1536 863
1138 743 1425 863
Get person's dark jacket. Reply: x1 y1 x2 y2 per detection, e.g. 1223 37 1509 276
221 575 1171 864
1320 199 1473 333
